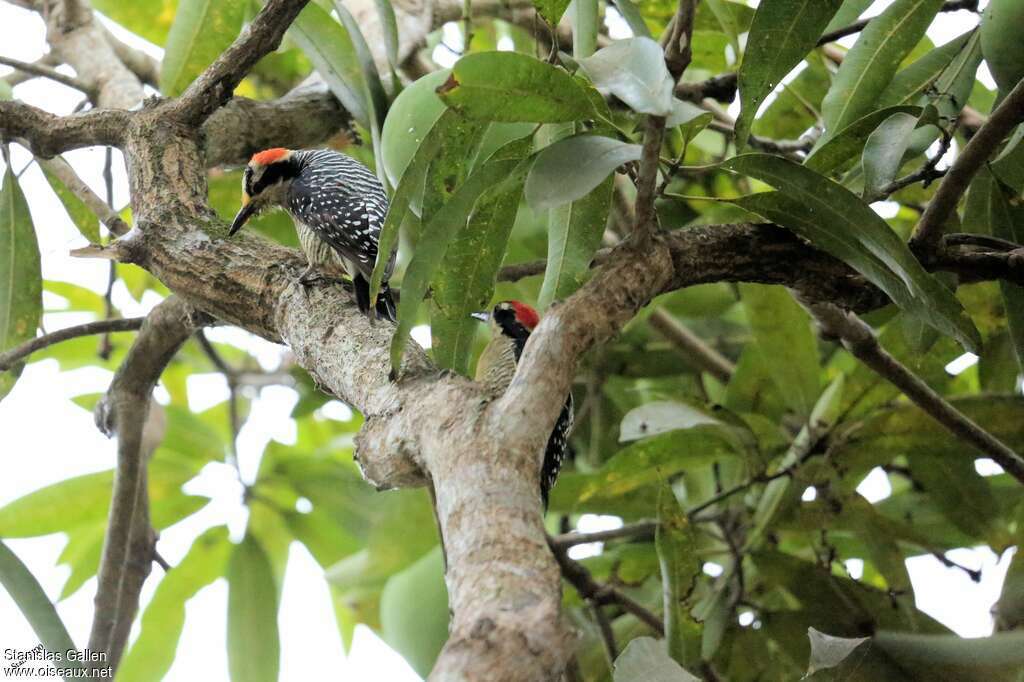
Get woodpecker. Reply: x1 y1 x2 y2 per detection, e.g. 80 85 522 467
228 147 397 321
473 300 573 508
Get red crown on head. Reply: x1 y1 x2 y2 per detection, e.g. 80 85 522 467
509 300 540 330
251 148 290 166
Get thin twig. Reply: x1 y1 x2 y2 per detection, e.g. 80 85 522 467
100 147 117 360
817 0 979 46
804 299 1024 485
549 537 665 634
0 54 92 93
910 76 1024 254
648 309 735 382
36 155 130 236
0 318 145 371
550 521 658 549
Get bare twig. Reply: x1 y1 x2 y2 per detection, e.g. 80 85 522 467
88 297 209 675
549 537 665 634
549 521 658 549
0 318 145 371
0 54 92 93
170 0 312 126
817 0 979 46
36 154 130 236
648 309 735 382
910 76 1024 254
804 299 1024 484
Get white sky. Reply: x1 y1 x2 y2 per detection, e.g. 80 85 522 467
0 1 1016 680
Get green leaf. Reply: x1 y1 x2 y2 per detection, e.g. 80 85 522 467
379 68 449 195
994 551 1024 630
740 284 821 419
390 155 531 373
620 401 722 442
537 165 612 308
753 53 831 140
578 37 673 116
656 486 701 668
333 1 388 146
822 0 873 34
227 534 280 682
379 547 449 677
0 168 41 402
573 0 598 59
817 0 945 146
581 428 740 500
607 0 651 39
735 0 843 150
160 0 246 97
874 630 1024 679
91 0 177 45
613 637 701 682
438 52 597 123
118 527 230 682
666 99 712 137
981 173 1024 376
288 2 370 127
371 108 466 303
0 540 83 674
805 627 869 678
372 0 400 73
41 168 100 243
878 31 974 108
862 111 919 200
747 376 844 550
721 154 980 351
804 105 922 175
0 460 199 537
525 134 640 210
430 137 531 374
532 0 571 25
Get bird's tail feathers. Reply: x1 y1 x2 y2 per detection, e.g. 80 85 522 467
376 283 398 323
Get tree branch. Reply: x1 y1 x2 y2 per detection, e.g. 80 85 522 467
817 0 978 46
88 297 209 675
170 0 312 126
201 85 352 167
549 538 665 634
648 309 735 382
0 318 144 371
0 54 92 93
910 76 1024 253
36 154 131 236
802 299 1024 484
0 101 127 157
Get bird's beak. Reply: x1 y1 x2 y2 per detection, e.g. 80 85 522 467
229 193 256 236
470 311 490 323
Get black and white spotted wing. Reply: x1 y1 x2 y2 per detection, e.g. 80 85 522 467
286 149 395 281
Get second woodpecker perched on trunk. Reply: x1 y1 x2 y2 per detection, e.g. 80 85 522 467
473 300 573 508
228 147 397 322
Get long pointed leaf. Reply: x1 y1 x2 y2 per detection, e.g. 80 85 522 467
0 167 41 402
227 534 280 682
722 154 980 350
735 0 843 150
0 540 83 678
818 0 945 146
390 156 533 373
160 0 246 96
